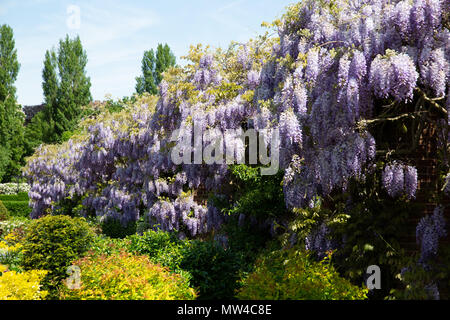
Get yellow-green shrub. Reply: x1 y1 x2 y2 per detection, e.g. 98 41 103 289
59 251 197 300
236 248 368 300
0 269 48 300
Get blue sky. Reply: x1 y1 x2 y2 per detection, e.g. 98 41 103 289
0 0 295 106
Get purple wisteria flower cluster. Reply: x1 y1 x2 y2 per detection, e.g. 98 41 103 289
382 162 418 199
414 205 447 299
416 206 447 264
268 0 448 209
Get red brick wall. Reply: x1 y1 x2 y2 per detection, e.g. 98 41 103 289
399 121 450 252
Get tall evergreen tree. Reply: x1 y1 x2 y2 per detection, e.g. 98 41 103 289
136 49 157 95
0 24 24 182
41 35 92 143
136 43 176 95
155 44 176 85
41 50 58 142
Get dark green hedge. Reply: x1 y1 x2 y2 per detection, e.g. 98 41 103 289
2 200 31 217
0 192 29 202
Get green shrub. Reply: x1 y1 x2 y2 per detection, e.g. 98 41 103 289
127 230 244 300
22 215 95 297
59 251 197 300
127 230 188 274
89 235 130 256
0 192 29 201
219 164 287 221
136 215 152 234
236 247 368 300
0 201 9 221
179 240 242 300
1 201 31 218
101 217 136 239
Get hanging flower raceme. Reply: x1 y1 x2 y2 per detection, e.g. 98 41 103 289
369 51 419 102
382 162 418 199
416 206 447 265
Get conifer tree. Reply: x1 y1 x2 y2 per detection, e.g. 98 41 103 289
0 24 24 182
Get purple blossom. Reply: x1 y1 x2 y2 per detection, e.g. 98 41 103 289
23 0 449 242
424 282 440 300
404 166 418 199
247 70 260 89
237 46 253 70
382 162 417 199
388 1 413 39
370 52 419 102
416 206 447 264
410 0 442 37
420 48 448 97
305 49 319 84
349 51 367 81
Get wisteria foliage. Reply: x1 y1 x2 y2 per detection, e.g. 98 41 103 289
24 0 449 238
305 222 336 259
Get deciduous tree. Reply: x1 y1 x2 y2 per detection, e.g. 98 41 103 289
136 44 176 95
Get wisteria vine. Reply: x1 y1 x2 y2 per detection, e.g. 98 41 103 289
23 0 449 241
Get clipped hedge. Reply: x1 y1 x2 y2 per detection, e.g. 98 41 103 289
0 193 29 201
236 247 368 300
1 201 31 218
59 251 197 300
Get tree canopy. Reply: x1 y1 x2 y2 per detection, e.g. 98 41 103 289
136 44 176 95
40 35 92 143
